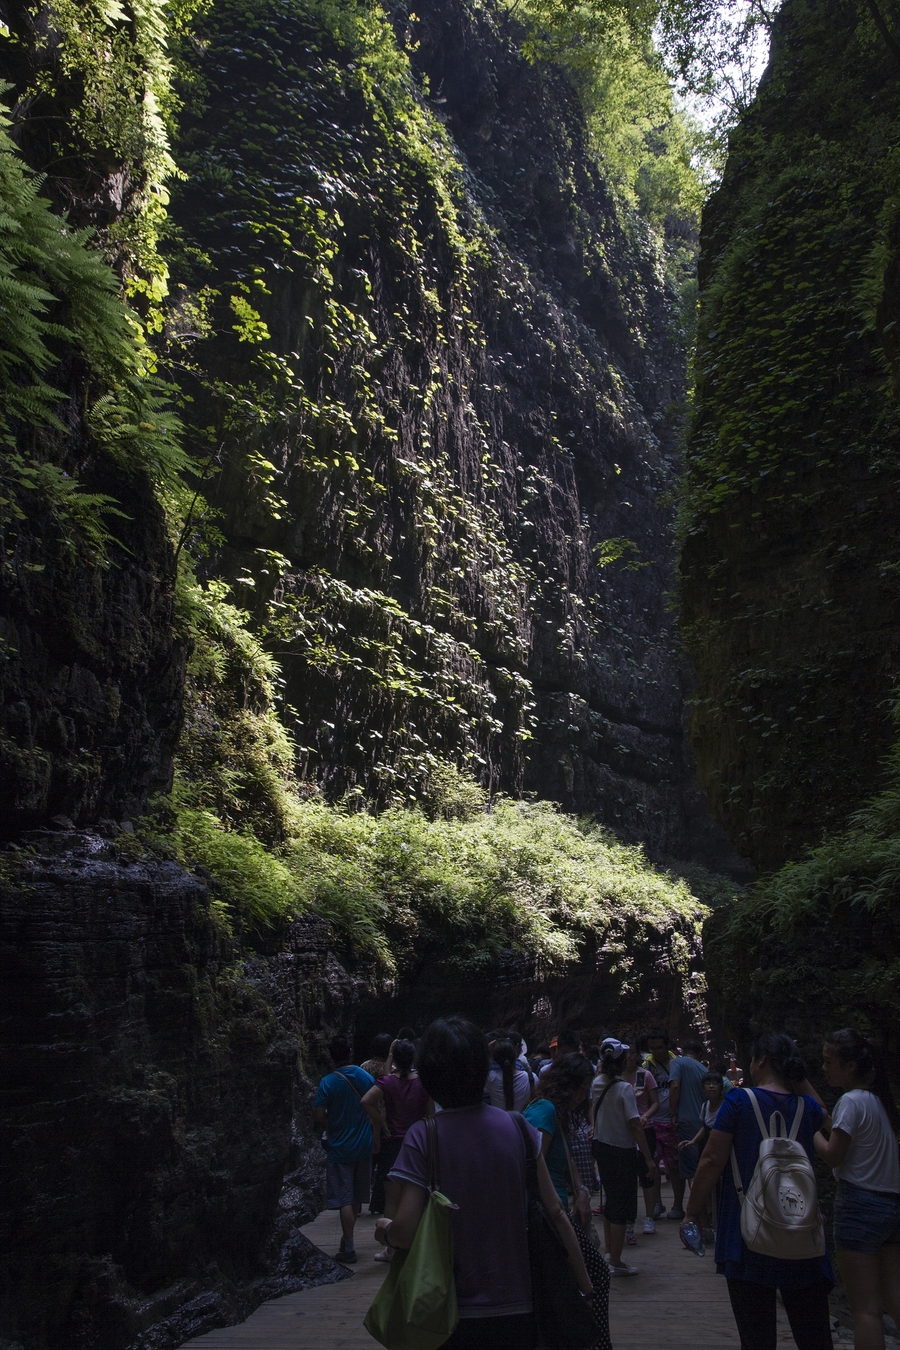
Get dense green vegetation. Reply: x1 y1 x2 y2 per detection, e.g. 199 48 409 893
149 790 712 977
0 106 184 562
678 0 900 868
706 715 900 1056
142 572 719 980
502 0 707 228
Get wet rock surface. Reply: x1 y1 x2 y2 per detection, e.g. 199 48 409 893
0 459 185 841
0 835 353 1350
166 0 740 871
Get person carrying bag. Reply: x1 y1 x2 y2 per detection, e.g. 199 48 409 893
365 1116 459 1350
372 1017 593 1350
511 1112 600 1350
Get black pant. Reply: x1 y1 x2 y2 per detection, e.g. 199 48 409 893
368 1136 403 1214
726 1279 833 1350
443 1313 535 1349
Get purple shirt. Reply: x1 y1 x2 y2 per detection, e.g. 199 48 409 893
378 1073 430 1139
389 1103 541 1318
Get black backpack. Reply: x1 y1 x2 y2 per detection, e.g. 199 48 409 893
511 1112 598 1350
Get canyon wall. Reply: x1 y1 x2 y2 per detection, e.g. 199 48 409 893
165 0 735 866
0 2 737 1346
680 0 900 874
682 0 900 1068
0 833 354 1350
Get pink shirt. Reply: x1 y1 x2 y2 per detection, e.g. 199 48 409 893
377 1073 430 1139
626 1067 658 1117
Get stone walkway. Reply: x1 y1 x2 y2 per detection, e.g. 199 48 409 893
184 1184 847 1349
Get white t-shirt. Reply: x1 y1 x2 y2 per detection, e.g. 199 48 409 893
591 1075 640 1149
485 1066 534 1112
832 1089 900 1192
702 1098 723 1129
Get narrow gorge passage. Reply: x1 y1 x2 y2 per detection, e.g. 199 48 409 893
1 0 898 1348
183 1186 798 1350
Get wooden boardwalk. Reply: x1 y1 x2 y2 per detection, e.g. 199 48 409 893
183 1184 850 1349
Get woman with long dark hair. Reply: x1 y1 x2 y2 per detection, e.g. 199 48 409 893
377 1017 592 1349
814 1028 900 1350
525 1053 612 1350
679 1031 834 1350
485 1036 534 1111
361 1040 432 1259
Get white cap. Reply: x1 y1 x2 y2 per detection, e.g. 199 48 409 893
600 1037 630 1056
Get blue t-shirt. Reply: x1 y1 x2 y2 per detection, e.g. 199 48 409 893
670 1055 708 1124
713 1087 833 1289
523 1098 568 1205
315 1065 375 1163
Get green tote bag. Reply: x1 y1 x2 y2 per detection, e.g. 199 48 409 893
364 1117 459 1350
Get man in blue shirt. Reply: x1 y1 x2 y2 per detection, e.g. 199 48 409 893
314 1034 375 1263
670 1039 709 1216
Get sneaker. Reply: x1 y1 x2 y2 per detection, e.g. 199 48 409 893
373 1248 393 1263
591 1204 605 1216
652 1201 665 1219
609 1263 639 1276
642 1217 656 1235
334 1247 357 1264
667 1207 686 1220
625 1223 637 1246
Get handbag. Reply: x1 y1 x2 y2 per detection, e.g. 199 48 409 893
364 1117 459 1350
511 1112 599 1350
560 1129 601 1251
589 1082 616 1163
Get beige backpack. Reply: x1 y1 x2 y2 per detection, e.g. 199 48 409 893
730 1089 825 1260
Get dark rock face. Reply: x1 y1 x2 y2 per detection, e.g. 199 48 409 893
0 466 184 838
0 835 354 1350
166 0 738 869
0 8 186 838
680 0 900 872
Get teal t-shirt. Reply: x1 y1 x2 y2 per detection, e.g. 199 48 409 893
670 1055 707 1123
523 1098 568 1204
315 1064 375 1163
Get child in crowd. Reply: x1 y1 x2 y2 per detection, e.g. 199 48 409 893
678 1070 726 1236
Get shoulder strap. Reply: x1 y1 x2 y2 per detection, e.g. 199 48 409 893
743 1086 771 1139
510 1110 539 1199
425 1115 441 1193
592 1080 617 1131
788 1095 805 1142
334 1070 365 1101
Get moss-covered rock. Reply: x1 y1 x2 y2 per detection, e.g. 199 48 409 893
161 0 733 864
0 834 354 1350
680 0 900 872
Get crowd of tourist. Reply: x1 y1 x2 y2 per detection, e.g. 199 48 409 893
314 1019 900 1350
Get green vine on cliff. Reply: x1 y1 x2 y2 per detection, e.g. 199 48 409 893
0 104 186 562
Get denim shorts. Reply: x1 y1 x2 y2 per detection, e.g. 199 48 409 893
326 1156 371 1210
833 1179 900 1254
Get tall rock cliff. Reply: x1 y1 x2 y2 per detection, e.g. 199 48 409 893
682 0 900 1070
164 0 733 864
680 0 900 874
0 0 184 837
0 2 738 1346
